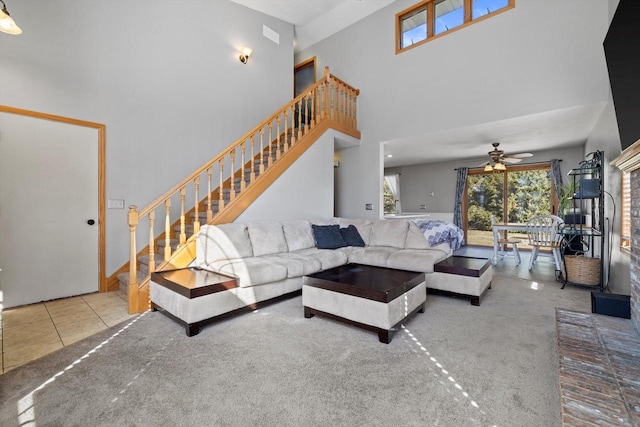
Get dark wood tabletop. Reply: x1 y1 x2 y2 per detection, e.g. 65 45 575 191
151 267 237 299
303 263 424 303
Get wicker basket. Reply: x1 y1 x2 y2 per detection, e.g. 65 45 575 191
562 254 600 286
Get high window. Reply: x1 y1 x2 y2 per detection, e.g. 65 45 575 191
463 163 555 247
396 0 514 53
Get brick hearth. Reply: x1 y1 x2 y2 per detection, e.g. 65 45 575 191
557 309 640 426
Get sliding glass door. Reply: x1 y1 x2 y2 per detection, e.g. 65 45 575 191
464 164 555 246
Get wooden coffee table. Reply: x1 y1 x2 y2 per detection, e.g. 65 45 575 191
302 264 426 344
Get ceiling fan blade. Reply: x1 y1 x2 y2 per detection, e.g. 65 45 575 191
509 152 533 158
477 161 490 167
503 157 523 164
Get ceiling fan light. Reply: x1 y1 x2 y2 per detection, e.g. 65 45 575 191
484 163 493 172
494 162 506 171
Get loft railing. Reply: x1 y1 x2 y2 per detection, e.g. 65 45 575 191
123 67 359 313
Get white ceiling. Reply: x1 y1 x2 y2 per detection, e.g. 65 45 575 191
383 103 607 168
229 0 396 52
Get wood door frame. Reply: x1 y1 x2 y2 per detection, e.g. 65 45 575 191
0 105 106 292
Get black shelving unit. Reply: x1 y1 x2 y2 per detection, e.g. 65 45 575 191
557 151 606 291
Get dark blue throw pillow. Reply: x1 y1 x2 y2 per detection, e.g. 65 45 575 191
312 224 347 249
339 225 365 247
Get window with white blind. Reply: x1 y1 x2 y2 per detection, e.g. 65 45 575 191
621 171 631 250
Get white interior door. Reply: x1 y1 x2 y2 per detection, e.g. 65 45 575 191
0 113 99 308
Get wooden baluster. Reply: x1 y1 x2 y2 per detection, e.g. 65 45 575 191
251 133 257 184
331 80 336 121
164 199 171 260
323 67 330 120
275 117 280 161
148 210 155 275
127 206 139 315
260 123 270 173
310 90 316 128
278 108 289 159
349 89 354 128
240 142 246 192
279 113 285 159
179 187 186 246
340 84 345 124
207 167 213 222
297 99 302 140
288 106 295 148
193 176 200 234
218 160 225 210
353 89 358 129
230 149 236 200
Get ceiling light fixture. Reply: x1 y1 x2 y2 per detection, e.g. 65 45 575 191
484 161 507 172
239 47 252 64
0 0 22 35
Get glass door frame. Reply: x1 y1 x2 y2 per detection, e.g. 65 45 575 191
462 162 558 245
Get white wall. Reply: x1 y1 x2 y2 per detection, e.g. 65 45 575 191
236 130 338 223
385 145 586 214
0 0 294 275
296 0 611 220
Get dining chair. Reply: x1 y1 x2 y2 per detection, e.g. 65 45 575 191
490 216 521 265
525 214 564 270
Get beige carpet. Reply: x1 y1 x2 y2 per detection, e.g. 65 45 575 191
0 273 592 426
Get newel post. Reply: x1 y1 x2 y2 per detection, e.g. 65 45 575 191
127 205 140 314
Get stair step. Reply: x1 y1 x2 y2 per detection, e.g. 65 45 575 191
138 254 164 275
156 238 180 254
117 270 148 295
173 223 196 236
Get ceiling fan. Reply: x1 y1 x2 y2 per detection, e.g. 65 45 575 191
479 143 533 171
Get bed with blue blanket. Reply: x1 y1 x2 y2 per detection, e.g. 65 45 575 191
414 219 465 251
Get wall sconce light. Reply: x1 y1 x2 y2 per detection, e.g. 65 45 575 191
239 47 252 64
0 0 22 35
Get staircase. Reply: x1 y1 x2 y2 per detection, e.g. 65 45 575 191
111 67 361 314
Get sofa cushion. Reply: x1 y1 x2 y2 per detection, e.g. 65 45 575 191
347 247 398 268
292 248 349 270
405 221 430 250
196 223 253 266
310 218 339 226
339 225 365 247
385 249 449 273
369 220 409 249
337 218 373 246
248 222 288 256
208 257 288 287
262 253 322 278
312 224 347 249
282 220 315 252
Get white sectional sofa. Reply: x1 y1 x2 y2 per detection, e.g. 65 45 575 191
150 218 453 333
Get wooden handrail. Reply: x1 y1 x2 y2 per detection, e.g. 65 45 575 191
123 67 360 314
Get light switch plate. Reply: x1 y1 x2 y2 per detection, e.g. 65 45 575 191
108 199 125 209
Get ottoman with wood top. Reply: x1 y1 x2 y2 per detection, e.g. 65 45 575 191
302 263 426 344
425 256 492 306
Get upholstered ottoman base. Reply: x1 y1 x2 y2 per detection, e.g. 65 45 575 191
302 264 426 343
425 256 493 306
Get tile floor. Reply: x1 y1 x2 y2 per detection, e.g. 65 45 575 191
1 290 136 374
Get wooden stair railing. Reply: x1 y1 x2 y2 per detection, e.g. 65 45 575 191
118 67 360 314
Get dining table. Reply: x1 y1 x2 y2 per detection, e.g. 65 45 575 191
491 222 528 265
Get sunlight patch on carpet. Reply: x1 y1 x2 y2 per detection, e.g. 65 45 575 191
17 312 148 426
401 325 497 426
